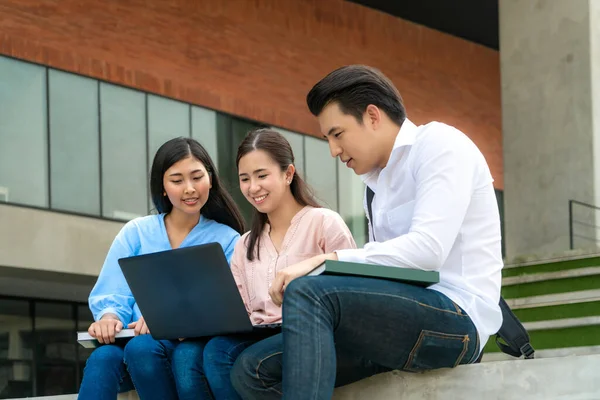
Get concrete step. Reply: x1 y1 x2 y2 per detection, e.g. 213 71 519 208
14 355 600 400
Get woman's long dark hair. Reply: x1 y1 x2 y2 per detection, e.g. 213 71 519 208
150 137 245 234
236 128 320 261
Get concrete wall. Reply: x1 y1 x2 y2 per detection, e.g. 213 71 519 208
501 0 600 260
0 203 123 276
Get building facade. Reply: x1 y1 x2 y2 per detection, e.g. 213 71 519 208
0 0 504 397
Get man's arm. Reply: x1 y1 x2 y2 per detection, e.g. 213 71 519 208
337 127 484 271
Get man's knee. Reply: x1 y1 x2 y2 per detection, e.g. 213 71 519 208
285 276 325 302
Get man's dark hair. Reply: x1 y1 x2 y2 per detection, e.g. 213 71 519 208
306 65 406 126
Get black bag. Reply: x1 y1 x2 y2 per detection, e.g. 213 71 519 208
366 187 535 360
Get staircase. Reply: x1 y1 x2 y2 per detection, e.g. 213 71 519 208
483 253 600 360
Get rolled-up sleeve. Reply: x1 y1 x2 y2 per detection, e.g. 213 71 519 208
88 224 137 324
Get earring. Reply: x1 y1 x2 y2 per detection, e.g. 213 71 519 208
287 180 291 184
163 192 167 196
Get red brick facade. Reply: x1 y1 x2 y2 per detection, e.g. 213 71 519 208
0 0 503 187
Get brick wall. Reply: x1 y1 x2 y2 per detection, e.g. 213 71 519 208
0 0 503 187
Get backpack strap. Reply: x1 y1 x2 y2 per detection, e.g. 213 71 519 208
496 296 535 359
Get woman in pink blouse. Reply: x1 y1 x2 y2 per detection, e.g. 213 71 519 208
176 128 356 399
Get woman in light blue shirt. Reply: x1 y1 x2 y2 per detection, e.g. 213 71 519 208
78 137 244 400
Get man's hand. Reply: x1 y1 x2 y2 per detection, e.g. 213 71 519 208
88 315 123 344
128 316 151 336
269 252 338 306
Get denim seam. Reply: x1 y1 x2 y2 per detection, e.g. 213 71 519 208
453 336 469 368
451 301 463 315
467 332 481 364
319 289 467 317
403 330 469 372
256 351 283 395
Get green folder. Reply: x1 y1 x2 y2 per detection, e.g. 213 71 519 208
309 260 439 287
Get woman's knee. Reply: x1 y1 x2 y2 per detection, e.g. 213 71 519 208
172 340 205 373
230 349 256 393
204 336 243 368
230 344 281 394
85 344 124 369
123 334 170 368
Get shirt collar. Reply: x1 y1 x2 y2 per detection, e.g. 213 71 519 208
360 118 418 188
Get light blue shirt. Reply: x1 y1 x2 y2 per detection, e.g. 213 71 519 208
89 214 240 324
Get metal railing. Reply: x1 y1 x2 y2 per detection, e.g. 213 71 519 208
569 200 600 249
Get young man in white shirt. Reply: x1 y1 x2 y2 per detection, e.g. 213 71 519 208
231 65 503 399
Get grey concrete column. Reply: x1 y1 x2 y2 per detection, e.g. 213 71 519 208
501 0 600 260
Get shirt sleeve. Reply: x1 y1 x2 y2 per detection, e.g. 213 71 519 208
88 222 138 324
338 127 479 271
230 237 251 315
223 231 241 264
319 211 357 253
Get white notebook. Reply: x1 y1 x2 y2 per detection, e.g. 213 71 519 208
77 329 136 349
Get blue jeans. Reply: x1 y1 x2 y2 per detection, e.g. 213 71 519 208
78 334 211 400
171 338 213 399
204 332 280 400
231 276 480 399
176 331 280 400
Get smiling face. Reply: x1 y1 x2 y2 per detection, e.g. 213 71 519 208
317 102 386 175
237 149 294 215
162 155 212 217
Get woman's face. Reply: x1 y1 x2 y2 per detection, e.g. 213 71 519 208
238 149 292 215
163 156 212 216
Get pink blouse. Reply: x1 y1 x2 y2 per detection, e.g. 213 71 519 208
230 206 357 325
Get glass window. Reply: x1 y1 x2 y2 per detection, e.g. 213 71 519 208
0 298 33 398
147 95 191 212
147 95 191 168
100 83 148 220
191 107 219 169
304 136 338 211
0 56 49 208
34 302 76 396
227 118 264 225
338 167 367 247
49 70 100 215
274 128 305 179
76 305 94 364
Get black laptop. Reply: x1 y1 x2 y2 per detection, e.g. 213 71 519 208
118 242 280 340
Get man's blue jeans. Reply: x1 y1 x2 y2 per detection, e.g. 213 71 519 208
231 276 481 399
78 334 212 400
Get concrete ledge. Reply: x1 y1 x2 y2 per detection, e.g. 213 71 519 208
15 355 600 400
331 354 600 400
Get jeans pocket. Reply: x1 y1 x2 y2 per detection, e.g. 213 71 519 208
403 330 470 372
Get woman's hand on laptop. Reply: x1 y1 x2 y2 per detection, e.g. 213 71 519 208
269 252 338 306
88 314 123 344
128 316 151 336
